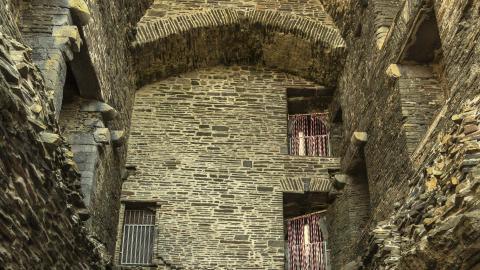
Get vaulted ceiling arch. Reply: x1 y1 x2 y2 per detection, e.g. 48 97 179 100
132 7 347 88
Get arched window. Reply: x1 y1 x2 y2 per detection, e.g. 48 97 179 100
286 212 330 270
288 113 330 157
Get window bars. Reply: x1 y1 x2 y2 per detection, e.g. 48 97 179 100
121 209 156 265
287 213 330 270
288 113 330 157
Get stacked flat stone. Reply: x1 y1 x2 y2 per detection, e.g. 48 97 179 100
359 96 480 269
132 4 347 88
0 32 103 269
120 66 340 269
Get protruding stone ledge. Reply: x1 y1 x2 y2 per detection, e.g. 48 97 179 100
342 131 368 173
386 64 435 79
52 26 82 53
68 0 91 26
351 131 368 146
39 132 62 146
111 130 126 147
332 174 352 189
80 101 119 121
93 128 111 144
386 64 401 78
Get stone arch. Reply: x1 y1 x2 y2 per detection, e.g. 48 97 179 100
132 8 347 88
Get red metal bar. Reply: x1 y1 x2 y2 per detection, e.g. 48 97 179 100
288 113 330 157
287 213 328 270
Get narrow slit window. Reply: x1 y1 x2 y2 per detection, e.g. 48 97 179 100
121 207 156 265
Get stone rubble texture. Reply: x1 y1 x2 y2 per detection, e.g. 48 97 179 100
0 0 479 269
0 31 102 269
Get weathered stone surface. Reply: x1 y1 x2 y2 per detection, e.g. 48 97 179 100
120 66 340 268
93 128 111 144
321 0 480 267
69 0 91 26
1 0 479 269
39 131 62 146
359 96 480 269
0 30 102 269
110 130 126 146
80 100 119 121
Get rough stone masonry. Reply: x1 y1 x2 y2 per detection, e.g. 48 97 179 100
0 0 479 269
121 66 340 269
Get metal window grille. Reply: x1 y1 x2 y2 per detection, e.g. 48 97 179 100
288 113 330 157
121 209 155 265
287 213 330 270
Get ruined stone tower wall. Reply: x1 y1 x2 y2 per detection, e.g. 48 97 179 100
121 66 339 269
1 0 479 269
69 0 153 254
322 0 480 268
0 1 102 268
0 0 153 266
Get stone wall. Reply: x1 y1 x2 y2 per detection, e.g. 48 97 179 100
120 66 339 269
0 0 22 38
62 0 152 255
19 0 85 116
321 0 480 268
0 28 102 270
132 1 346 88
141 0 336 22
363 95 480 269
327 172 370 269
1 0 479 268
396 65 444 154
1 0 151 262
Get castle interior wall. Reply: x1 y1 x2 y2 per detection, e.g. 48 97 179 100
121 66 339 269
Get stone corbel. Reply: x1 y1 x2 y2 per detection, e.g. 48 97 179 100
342 131 368 173
80 100 120 121
111 130 126 147
332 174 352 190
68 0 91 26
386 64 401 79
52 25 82 60
93 128 111 144
386 64 434 79
327 173 352 202
351 131 368 147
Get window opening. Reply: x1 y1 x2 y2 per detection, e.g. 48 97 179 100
399 6 442 65
121 206 156 265
287 88 332 157
286 212 330 270
395 5 446 154
288 113 330 156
